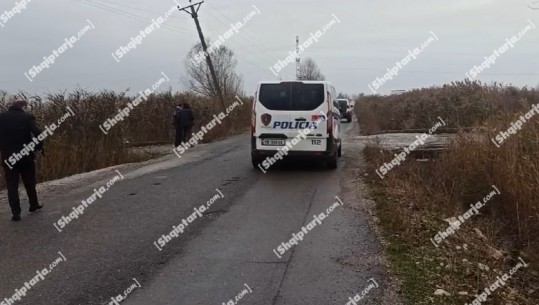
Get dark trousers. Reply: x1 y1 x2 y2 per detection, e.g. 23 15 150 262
174 126 182 147
2 157 39 215
180 126 192 143
175 126 192 146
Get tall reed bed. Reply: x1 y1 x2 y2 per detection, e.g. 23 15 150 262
0 90 251 188
358 81 539 260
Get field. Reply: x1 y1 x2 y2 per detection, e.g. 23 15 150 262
357 81 539 304
0 90 251 189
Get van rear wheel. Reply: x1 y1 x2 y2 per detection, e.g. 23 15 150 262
327 152 338 169
252 155 263 170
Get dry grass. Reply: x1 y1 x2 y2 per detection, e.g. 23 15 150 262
355 80 538 134
0 90 251 188
358 81 539 304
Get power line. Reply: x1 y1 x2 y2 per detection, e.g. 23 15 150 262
202 3 283 60
80 0 190 33
79 0 279 79
78 0 274 78
178 0 227 115
180 6 277 77
90 0 185 21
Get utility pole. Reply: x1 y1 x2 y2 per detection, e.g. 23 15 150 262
296 35 301 80
178 0 227 114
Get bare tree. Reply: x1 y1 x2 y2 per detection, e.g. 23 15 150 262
185 42 243 99
0 90 9 111
338 92 351 99
298 58 325 81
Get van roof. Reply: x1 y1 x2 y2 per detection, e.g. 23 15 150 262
258 80 332 86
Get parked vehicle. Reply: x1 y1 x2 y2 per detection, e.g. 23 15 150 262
251 81 342 169
337 98 352 122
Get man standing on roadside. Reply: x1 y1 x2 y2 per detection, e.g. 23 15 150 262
173 104 183 147
178 103 195 144
0 99 44 221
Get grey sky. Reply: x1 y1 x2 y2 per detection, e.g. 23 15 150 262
0 0 538 96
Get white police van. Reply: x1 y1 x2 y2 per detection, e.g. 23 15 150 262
337 98 352 122
251 81 342 170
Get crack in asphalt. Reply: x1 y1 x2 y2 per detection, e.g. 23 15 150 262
270 178 322 305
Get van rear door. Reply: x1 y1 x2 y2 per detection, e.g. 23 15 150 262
255 82 328 152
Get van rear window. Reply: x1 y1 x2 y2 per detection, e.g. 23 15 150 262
338 100 348 111
258 83 325 111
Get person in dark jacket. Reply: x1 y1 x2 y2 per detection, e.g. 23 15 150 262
172 104 183 147
0 100 44 221
178 103 195 144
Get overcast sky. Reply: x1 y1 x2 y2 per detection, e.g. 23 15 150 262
0 0 538 97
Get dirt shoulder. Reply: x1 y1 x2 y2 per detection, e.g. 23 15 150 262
356 136 538 304
341 120 404 305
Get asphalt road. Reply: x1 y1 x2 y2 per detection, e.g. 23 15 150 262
0 121 398 305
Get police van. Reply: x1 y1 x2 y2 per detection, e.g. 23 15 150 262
337 98 352 122
251 81 342 170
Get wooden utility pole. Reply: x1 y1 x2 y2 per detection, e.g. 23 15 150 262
178 0 227 114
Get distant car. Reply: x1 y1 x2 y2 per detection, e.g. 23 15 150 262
251 80 342 170
337 98 352 122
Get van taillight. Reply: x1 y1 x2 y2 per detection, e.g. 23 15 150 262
252 91 257 134
327 112 333 135
327 96 333 136
251 110 256 134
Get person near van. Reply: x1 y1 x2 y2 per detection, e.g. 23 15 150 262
173 104 183 147
0 100 44 221
178 103 195 144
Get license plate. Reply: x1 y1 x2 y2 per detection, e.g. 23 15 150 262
261 139 285 146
